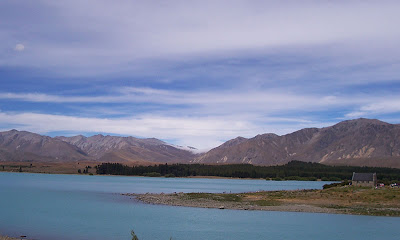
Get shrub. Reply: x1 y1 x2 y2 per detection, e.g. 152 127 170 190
323 180 350 189
144 172 162 177
329 177 342 181
272 177 282 181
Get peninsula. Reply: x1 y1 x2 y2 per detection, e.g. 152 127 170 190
126 185 400 217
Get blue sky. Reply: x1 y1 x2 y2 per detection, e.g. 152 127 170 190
1 0 400 150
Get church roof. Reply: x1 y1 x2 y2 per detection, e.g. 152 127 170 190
352 172 375 181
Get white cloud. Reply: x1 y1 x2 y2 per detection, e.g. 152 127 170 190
0 92 126 103
0 111 251 150
3 88 400 149
0 110 334 150
2 1 400 149
345 111 366 119
4 88 400 145
0 89 359 117
0 88 382 150
14 43 24 51
346 98 400 118
1 1 400 76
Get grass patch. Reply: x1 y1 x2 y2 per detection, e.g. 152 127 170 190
177 186 400 216
183 193 242 202
346 206 400 217
253 199 281 206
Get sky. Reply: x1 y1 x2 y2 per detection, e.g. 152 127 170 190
1 0 400 151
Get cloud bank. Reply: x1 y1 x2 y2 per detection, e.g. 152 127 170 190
1 1 400 149
1 1 400 75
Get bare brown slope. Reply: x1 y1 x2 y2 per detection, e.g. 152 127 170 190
2 118 399 166
0 130 88 162
194 118 400 167
56 134 194 163
0 130 195 163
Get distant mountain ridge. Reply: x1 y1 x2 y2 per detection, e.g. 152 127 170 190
1 118 400 168
0 130 194 163
0 130 88 162
56 134 194 163
193 118 400 168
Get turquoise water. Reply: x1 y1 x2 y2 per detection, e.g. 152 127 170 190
0 172 399 240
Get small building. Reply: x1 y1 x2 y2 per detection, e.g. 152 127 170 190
352 172 377 187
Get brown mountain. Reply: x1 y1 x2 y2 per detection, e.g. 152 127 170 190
0 130 194 163
2 118 400 168
56 135 194 163
0 130 88 162
194 118 400 168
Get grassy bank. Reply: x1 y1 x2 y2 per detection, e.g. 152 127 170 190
132 186 400 216
0 161 98 175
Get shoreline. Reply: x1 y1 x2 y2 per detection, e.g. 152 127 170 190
0 170 295 181
125 192 338 214
124 186 400 217
0 170 265 180
0 235 22 240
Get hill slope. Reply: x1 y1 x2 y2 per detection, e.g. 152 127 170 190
56 135 194 163
194 118 400 167
0 130 88 162
0 130 194 163
1 118 400 167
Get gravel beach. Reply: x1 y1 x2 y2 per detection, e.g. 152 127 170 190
124 186 400 216
124 192 339 214
0 236 21 240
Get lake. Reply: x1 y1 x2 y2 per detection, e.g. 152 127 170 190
0 172 399 240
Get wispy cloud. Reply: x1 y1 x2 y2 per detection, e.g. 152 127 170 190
3 87 400 149
14 43 24 52
0 92 125 103
345 98 400 118
1 1 400 149
1 1 400 76
0 88 362 116
0 111 254 150
0 109 340 150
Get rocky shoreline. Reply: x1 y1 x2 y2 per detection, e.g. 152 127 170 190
124 186 400 217
123 192 339 214
0 235 21 240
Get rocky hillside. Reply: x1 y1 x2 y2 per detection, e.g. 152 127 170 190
56 135 194 163
1 118 400 167
194 118 400 167
0 130 194 163
0 130 88 162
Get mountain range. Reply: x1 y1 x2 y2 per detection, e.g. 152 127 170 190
1 118 400 168
0 130 192 164
194 118 400 168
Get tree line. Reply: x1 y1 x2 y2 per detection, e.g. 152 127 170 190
96 161 400 182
